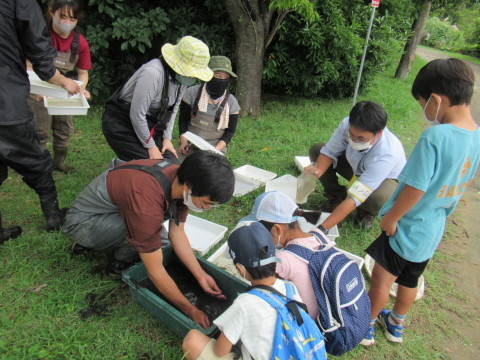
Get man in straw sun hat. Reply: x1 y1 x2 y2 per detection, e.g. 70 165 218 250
102 36 213 162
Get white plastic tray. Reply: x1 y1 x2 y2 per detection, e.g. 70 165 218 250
265 174 298 202
232 165 277 197
233 173 261 197
297 212 339 243
336 248 364 270
163 215 227 256
43 94 90 116
364 254 425 301
234 165 277 185
294 156 311 172
28 70 82 99
182 131 223 155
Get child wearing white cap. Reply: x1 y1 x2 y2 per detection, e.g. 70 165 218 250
241 191 330 320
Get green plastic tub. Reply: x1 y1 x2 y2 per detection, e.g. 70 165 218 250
122 246 248 337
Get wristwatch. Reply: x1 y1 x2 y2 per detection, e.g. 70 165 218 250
318 225 329 234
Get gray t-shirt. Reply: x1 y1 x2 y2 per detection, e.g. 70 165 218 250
119 59 186 147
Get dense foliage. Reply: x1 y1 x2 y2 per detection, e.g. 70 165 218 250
423 17 469 53
428 1 480 56
39 0 416 101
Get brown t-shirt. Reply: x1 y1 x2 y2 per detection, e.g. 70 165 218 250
106 159 188 253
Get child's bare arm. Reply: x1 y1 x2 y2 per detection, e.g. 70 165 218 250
213 332 234 357
380 185 424 236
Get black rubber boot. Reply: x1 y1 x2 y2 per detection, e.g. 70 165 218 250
0 213 22 245
39 192 68 231
53 145 75 174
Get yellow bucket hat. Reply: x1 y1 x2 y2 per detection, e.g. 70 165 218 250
161 36 213 82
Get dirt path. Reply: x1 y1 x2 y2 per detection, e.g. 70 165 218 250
416 47 480 359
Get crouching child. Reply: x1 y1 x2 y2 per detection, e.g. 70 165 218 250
182 221 327 360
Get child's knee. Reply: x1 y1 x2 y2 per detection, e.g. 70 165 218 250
182 329 200 359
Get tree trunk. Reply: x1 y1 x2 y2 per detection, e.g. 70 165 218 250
222 0 267 117
395 2 432 80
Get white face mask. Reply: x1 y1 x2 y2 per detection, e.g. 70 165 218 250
423 96 441 125
275 235 283 250
348 137 373 151
52 16 77 34
183 189 205 213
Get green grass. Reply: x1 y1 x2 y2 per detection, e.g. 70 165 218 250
419 44 480 66
0 57 464 359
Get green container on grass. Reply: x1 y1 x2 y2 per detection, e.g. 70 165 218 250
122 246 248 337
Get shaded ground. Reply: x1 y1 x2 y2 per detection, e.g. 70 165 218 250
416 47 480 359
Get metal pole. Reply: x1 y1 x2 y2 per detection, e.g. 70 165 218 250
353 6 376 106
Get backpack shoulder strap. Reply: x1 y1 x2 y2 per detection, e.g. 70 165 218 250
214 91 230 123
248 282 309 323
191 83 205 118
309 229 335 248
70 31 80 63
284 244 315 262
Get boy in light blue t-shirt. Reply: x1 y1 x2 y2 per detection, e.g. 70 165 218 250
362 58 480 345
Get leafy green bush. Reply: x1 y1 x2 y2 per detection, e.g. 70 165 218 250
263 0 412 98
423 17 467 53
39 0 416 101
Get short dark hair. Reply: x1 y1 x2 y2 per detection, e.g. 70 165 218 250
177 150 234 203
348 101 387 134
411 58 475 105
242 247 276 280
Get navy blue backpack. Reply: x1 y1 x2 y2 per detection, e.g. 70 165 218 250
285 229 371 356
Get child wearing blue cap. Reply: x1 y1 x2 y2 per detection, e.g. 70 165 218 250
182 221 302 360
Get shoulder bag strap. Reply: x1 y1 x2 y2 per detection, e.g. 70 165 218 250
214 91 230 123
191 83 205 118
70 31 80 63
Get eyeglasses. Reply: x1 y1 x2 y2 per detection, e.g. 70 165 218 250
200 201 220 210
348 131 374 144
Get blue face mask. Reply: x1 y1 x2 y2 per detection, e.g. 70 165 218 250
175 74 197 87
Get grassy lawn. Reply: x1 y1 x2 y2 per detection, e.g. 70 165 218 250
0 57 464 359
419 44 480 66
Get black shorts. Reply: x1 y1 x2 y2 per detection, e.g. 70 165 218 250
366 232 429 288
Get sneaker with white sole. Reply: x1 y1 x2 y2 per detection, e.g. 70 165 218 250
377 309 404 343
360 325 375 346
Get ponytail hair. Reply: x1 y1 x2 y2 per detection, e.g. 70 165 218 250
294 209 322 225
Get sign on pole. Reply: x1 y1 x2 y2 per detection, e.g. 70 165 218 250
353 2 380 105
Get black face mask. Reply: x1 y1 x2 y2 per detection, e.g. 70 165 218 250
206 78 230 99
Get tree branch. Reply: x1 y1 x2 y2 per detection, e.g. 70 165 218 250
264 10 291 49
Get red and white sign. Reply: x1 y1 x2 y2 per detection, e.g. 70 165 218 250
371 0 380 7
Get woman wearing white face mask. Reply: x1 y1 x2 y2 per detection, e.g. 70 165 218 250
305 101 407 231
26 0 92 174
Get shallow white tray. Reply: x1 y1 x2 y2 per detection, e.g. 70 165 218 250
234 165 277 185
335 248 364 270
28 70 82 99
265 174 298 202
163 215 227 256
297 212 339 243
364 254 425 301
233 173 261 197
43 94 90 116
182 131 223 155
294 156 311 172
